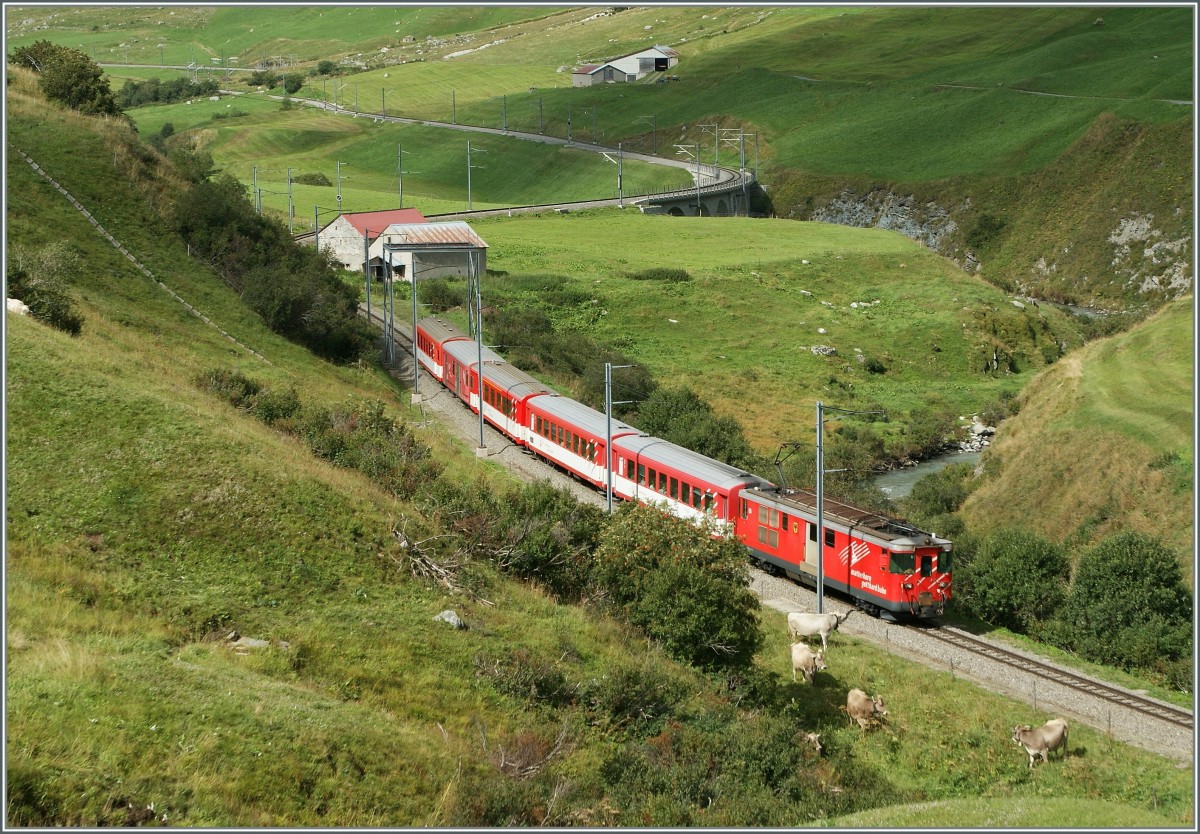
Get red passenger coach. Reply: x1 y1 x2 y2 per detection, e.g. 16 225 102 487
527 395 642 489
415 317 471 384
442 338 504 411
480 362 555 445
611 435 770 531
737 486 952 620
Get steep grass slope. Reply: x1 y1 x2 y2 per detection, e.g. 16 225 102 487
960 298 1194 558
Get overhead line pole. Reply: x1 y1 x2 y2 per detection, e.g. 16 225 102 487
605 363 634 514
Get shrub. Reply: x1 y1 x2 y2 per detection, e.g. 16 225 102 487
958 528 1068 633
283 73 304 94
1055 532 1192 686
418 279 466 313
631 386 756 468
580 654 689 735
317 59 337 75
6 244 85 335
624 267 691 282
291 172 332 186
593 504 763 671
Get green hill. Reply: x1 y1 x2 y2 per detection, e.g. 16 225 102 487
960 297 1194 558
4 68 1193 827
11 5 1190 307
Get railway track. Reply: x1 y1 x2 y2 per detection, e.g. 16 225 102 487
925 625 1193 731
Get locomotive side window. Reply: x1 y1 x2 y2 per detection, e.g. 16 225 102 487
781 513 788 530
824 529 835 547
939 551 952 573
889 552 916 573
740 498 748 519
808 524 816 543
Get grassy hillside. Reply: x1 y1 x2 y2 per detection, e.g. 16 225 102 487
466 208 1084 452
127 98 692 221
16 5 1186 307
959 298 1194 557
5 56 1193 829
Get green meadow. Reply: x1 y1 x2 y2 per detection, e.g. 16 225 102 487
468 208 1082 450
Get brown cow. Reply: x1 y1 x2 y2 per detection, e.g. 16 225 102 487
846 688 888 731
1011 718 1068 768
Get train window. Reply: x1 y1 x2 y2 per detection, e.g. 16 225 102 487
658 472 667 493
588 441 596 461
939 551 951 573
625 460 634 480
557 425 564 446
757 527 779 548
824 529 836 548
740 498 747 518
808 524 816 543
781 513 788 530
638 464 646 485
703 493 714 514
683 483 692 506
693 489 702 509
889 552 916 574
669 477 678 499
920 556 933 578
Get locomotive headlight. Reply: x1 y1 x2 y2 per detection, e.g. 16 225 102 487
938 581 949 589
901 582 914 590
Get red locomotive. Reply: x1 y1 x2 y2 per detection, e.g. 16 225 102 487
413 316 952 620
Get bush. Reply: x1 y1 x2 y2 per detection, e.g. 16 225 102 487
631 386 756 469
1055 532 1192 685
317 59 337 75
418 279 466 313
593 504 763 671
283 73 304 95
6 244 85 335
958 528 1068 634
291 172 332 186
624 267 691 282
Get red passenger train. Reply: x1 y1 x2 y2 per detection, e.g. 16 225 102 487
413 316 952 620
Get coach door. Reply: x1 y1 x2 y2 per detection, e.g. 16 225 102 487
804 522 819 567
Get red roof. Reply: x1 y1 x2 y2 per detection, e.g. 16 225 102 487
343 209 427 237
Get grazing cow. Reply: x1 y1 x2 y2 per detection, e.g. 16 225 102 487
1011 718 1068 768
790 642 827 684
846 688 888 731
7 298 30 316
787 610 852 653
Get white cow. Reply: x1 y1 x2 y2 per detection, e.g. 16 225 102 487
1011 718 1068 768
7 298 30 316
846 688 888 731
790 642 826 684
787 610 852 653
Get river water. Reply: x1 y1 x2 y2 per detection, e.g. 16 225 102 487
874 450 982 499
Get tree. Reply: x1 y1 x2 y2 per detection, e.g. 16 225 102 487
317 59 336 75
283 73 304 94
35 45 122 117
1056 532 1191 685
959 528 1068 634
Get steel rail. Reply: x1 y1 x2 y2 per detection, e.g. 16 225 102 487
924 626 1193 730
